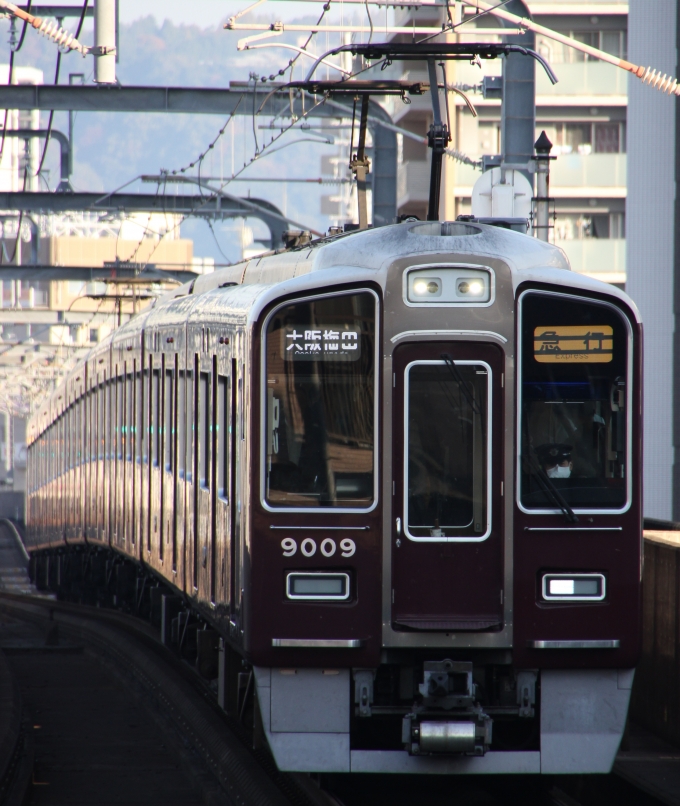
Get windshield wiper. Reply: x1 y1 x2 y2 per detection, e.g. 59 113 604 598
441 353 485 424
524 451 579 524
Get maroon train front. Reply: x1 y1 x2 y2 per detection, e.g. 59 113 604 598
26 220 642 775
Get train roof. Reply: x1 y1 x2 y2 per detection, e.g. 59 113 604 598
29 220 641 435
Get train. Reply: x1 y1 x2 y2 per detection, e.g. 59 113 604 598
25 218 642 776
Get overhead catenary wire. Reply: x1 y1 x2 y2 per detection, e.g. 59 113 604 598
126 94 327 273
469 0 680 97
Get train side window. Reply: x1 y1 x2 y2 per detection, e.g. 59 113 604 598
136 370 144 464
519 291 631 512
117 377 124 461
217 375 229 501
90 391 96 463
65 409 70 470
185 368 194 483
84 396 89 465
105 381 112 461
70 408 74 471
76 400 82 467
62 414 66 475
263 290 377 509
178 370 187 479
199 371 210 488
151 369 160 467
125 374 133 461
164 369 174 472
98 385 104 461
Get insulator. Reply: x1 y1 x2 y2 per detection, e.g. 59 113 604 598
35 17 84 53
639 66 680 96
445 148 479 168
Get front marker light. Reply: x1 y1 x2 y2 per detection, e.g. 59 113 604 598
286 572 350 601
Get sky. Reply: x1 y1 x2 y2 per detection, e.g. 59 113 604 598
0 0 375 262
118 0 320 26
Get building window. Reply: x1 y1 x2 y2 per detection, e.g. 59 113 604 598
555 213 625 241
539 122 626 155
537 30 627 63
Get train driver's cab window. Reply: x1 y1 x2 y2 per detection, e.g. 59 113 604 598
520 292 630 511
264 291 376 509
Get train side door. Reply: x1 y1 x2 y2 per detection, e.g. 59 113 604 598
149 350 162 563
391 341 504 632
213 331 232 609
176 330 191 592
195 328 214 602
160 349 177 574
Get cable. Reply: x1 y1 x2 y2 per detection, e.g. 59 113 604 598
0 50 16 160
73 0 88 39
251 74 259 154
139 93 328 269
3 164 28 265
257 1 333 88
35 49 61 180
365 0 374 44
415 0 512 45
168 95 244 176
14 0 31 50
207 218 232 263
0 1 30 161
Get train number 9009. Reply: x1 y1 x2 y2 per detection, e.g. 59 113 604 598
281 537 356 558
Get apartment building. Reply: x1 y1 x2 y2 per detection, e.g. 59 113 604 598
384 0 628 288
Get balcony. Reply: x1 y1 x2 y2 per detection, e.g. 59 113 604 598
536 61 628 101
556 238 626 284
444 155 625 197
551 153 626 195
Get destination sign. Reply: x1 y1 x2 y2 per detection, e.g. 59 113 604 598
283 326 361 361
534 325 614 363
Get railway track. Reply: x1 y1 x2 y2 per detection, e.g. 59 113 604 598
0 519 670 806
0 523 340 806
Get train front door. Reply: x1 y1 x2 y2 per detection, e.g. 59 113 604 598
391 341 504 632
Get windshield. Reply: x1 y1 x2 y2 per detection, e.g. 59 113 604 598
520 292 630 511
406 360 489 539
264 291 376 509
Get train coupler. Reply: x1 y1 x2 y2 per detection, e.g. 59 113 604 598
403 658 492 755
402 708 492 756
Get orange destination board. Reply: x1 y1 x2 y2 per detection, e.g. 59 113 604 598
534 325 614 363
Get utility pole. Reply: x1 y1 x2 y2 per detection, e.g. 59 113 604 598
500 0 536 185
94 0 117 84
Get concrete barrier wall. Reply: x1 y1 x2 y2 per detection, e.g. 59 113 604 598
0 492 24 522
630 531 680 744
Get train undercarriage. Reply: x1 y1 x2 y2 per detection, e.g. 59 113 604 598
28 544 633 776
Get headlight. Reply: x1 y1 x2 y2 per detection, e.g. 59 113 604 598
457 279 485 296
406 267 491 304
412 278 442 297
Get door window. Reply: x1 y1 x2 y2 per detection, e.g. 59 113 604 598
405 359 490 540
